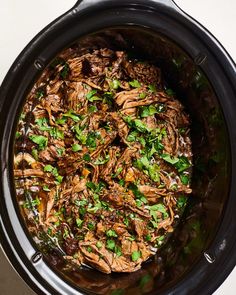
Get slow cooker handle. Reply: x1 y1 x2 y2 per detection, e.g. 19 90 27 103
72 0 180 11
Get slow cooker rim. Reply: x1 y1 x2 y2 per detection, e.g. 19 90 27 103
0 1 236 295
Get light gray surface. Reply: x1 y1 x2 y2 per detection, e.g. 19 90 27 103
0 248 34 295
0 1 235 294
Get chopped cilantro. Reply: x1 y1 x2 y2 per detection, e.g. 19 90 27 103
136 199 144 207
94 154 110 165
56 147 65 157
88 105 98 113
74 126 87 144
15 131 21 139
177 195 187 208
110 79 121 90
112 167 123 178
44 164 54 173
106 239 116 251
71 143 82 152
103 91 114 105
148 164 160 183
86 181 105 194
135 157 160 183
31 148 38 160
86 202 99 213
123 217 129 226
55 117 67 125
127 130 139 142
55 175 63 184
179 127 187 134
49 127 64 139
86 181 97 191
76 218 83 228
23 197 40 209
87 222 95 231
148 84 157 92
147 203 168 224
29 135 48 150
129 80 141 88
44 165 63 184
43 185 51 192
63 110 80 122
156 235 165 246
131 251 141 261
115 246 122 257
106 229 118 238
180 173 189 185
139 105 158 117
161 154 179 164
128 183 146 200
60 63 70 79
86 89 101 102
36 88 45 99
86 131 100 148
35 117 50 131
87 246 92 253
175 156 191 172
147 203 168 217
118 179 125 187
83 153 91 162
145 234 151 241
96 241 102 249
139 92 147 99
133 119 150 133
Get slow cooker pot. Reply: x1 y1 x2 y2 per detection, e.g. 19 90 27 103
0 0 236 294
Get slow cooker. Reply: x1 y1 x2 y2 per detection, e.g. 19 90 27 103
0 0 236 294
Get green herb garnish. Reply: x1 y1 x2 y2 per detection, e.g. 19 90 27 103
148 84 157 92
131 251 141 261
60 63 70 79
83 153 91 162
177 195 187 208
106 229 118 238
96 241 102 249
31 148 39 160
87 246 92 253
161 154 179 164
94 154 110 165
76 218 83 228
29 135 48 150
106 239 116 251
139 92 147 99
86 131 101 148
88 105 98 113
139 105 158 118
129 80 141 88
87 222 95 231
145 234 151 241
63 110 80 122
110 79 121 90
86 89 101 102
43 185 51 192
72 143 82 152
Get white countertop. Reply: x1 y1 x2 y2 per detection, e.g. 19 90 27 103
0 1 235 294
